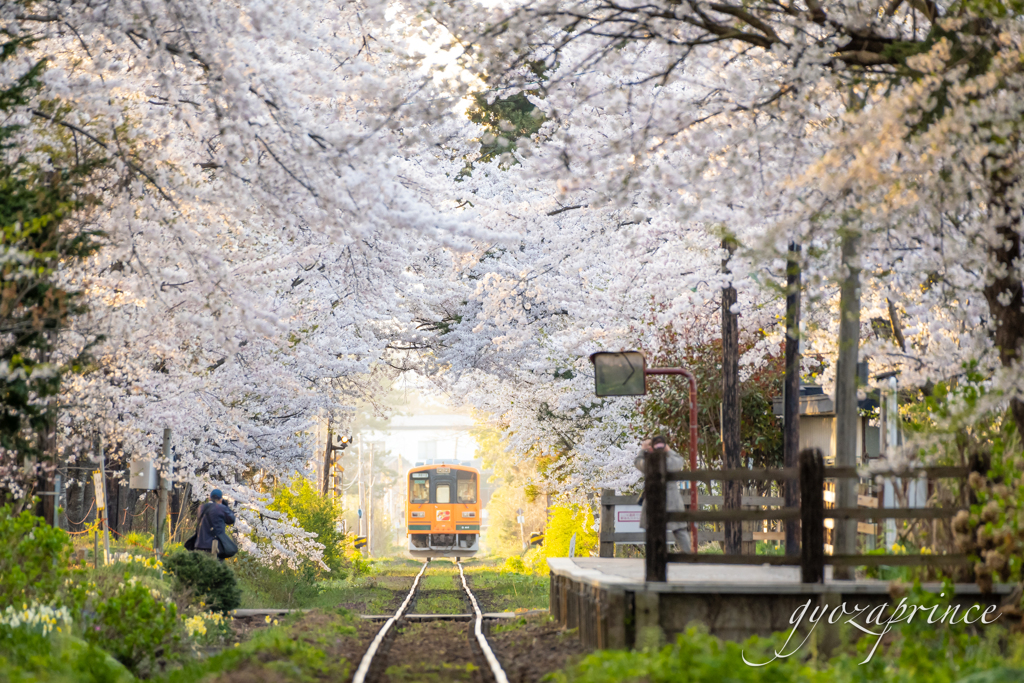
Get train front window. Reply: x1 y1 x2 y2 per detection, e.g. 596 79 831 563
410 473 429 503
435 484 451 504
457 472 477 503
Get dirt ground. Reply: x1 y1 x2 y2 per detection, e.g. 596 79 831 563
485 615 591 683
375 621 484 683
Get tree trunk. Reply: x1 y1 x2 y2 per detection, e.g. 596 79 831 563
984 189 1024 437
722 238 742 555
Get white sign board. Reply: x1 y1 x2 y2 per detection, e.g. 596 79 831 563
614 505 643 533
92 471 106 511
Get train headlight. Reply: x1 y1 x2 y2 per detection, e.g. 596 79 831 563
462 511 476 518
411 511 425 518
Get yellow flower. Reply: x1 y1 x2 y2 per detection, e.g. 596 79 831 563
272 619 278 625
264 615 271 623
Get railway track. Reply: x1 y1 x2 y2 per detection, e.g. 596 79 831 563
351 560 510 683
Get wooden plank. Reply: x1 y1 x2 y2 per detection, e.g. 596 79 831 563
829 554 973 567
603 494 640 506
668 509 801 523
667 553 801 566
696 494 786 506
613 530 780 543
824 466 969 479
667 468 798 482
826 507 960 521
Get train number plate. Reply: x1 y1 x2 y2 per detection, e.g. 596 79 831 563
435 467 450 474
436 510 451 521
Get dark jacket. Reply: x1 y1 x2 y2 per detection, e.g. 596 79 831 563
195 501 236 550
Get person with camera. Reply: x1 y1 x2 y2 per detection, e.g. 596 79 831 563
634 435 692 552
193 489 237 560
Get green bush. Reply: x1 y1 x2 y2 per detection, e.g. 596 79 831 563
163 550 241 614
540 505 597 559
84 574 179 675
268 476 349 577
0 505 74 608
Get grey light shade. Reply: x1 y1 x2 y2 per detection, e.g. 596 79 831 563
129 458 159 490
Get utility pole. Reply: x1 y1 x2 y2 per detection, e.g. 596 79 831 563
321 415 333 496
784 242 802 555
357 436 365 538
156 428 172 554
367 442 374 557
833 231 862 577
722 237 742 555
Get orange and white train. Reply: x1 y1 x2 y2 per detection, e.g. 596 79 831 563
406 463 480 559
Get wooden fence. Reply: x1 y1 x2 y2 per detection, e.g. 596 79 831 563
631 448 970 583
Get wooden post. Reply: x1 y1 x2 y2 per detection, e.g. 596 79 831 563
834 231 861 578
600 489 615 558
156 428 171 554
96 439 111 564
644 446 668 582
722 237 742 555
800 448 825 583
784 242 802 555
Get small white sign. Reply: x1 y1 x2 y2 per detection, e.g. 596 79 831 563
614 505 643 533
92 472 106 511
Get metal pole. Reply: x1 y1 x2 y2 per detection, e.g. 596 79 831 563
156 428 171 554
53 473 63 530
97 438 110 564
367 442 374 557
646 368 699 552
358 436 365 540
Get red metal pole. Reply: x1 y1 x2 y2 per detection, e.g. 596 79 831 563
646 367 699 552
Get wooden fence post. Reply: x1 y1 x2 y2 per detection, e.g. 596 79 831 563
644 447 668 582
600 489 615 558
800 449 825 583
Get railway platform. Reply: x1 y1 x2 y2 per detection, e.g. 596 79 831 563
549 557 1017 649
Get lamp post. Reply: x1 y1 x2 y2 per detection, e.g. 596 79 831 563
590 351 699 553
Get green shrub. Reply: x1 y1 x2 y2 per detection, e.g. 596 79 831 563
163 550 241 614
268 476 348 577
539 505 597 560
501 556 529 574
84 574 179 675
0 505 74 608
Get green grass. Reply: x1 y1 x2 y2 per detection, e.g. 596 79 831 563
158 609 358 682
463 560 549 612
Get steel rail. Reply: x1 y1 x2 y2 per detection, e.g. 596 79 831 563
351 560 429 683
458 562 510 683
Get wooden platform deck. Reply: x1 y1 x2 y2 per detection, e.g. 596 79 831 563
549 558 1016 649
